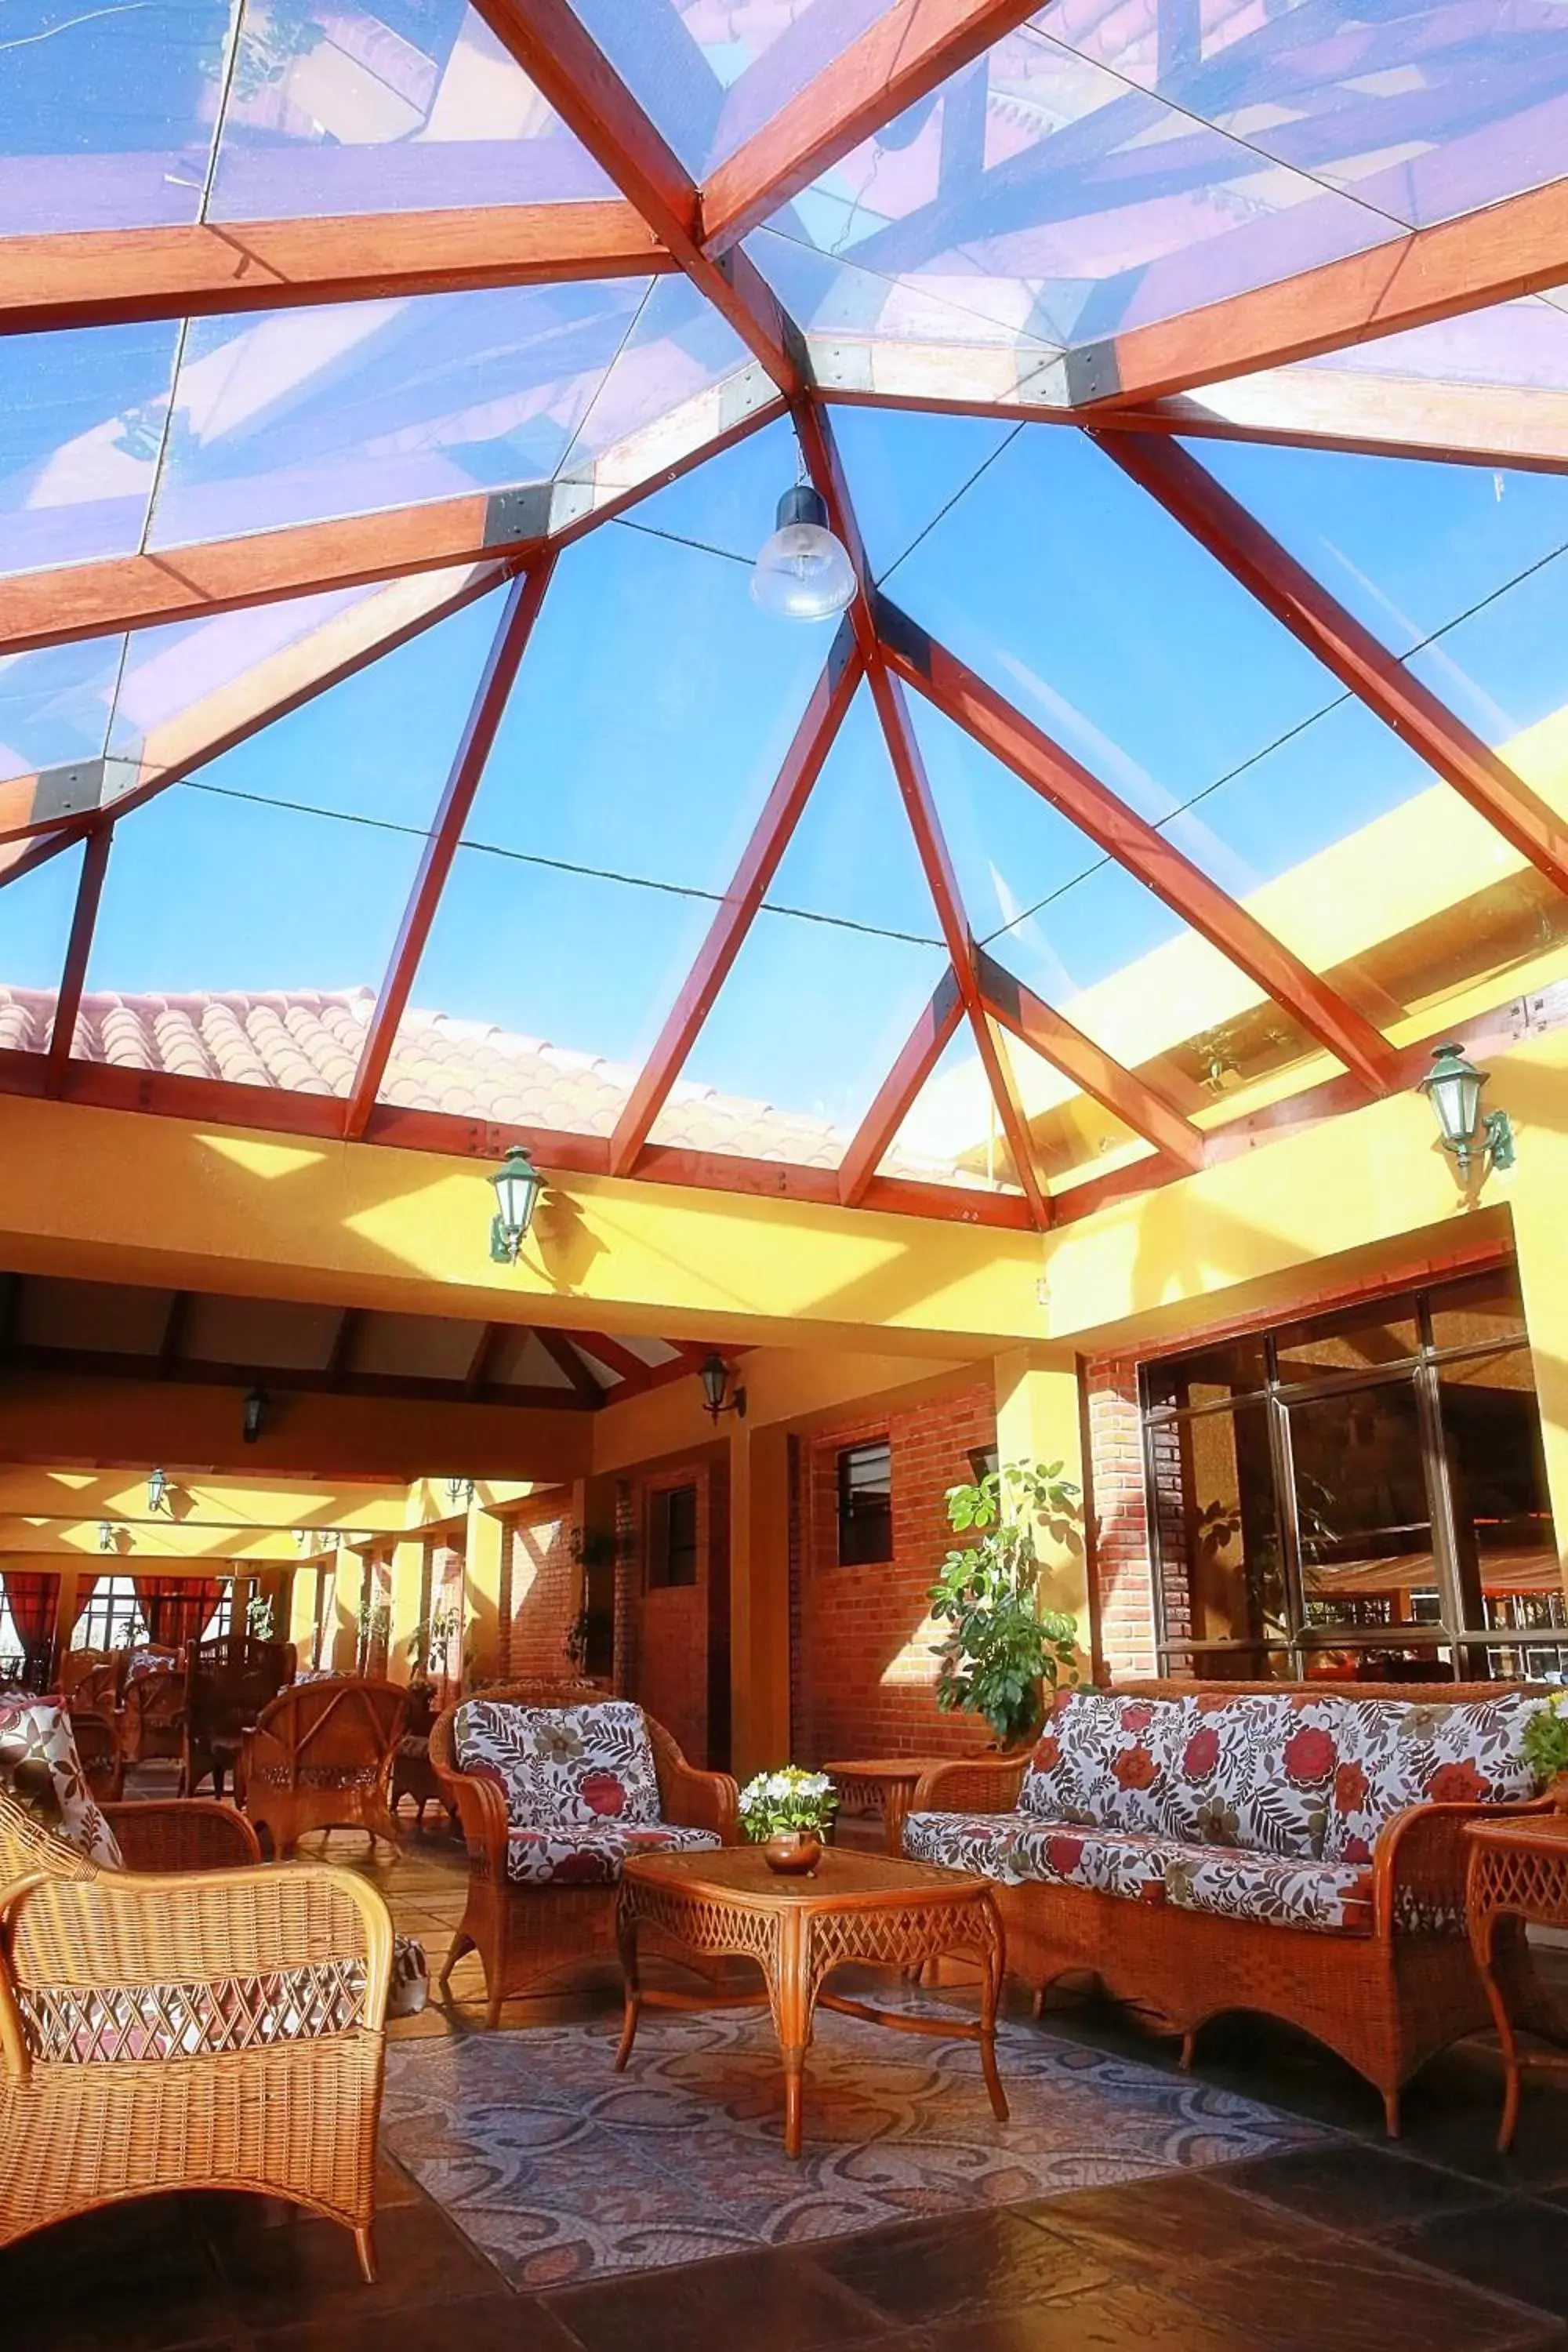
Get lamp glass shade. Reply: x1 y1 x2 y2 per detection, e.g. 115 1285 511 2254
698 1353 730 1416
1420 1042 1486 1151
750 485 856 621
147 1468 167 1512
490 1145 543 1243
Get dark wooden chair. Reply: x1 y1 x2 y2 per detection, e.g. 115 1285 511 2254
122 1654 185 1764
242 1678 408 1857
182 1635 296 1798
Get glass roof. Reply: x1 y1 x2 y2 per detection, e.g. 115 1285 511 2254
4 0 1566 1226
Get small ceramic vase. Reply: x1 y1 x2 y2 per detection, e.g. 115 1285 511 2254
762 1828 822 1875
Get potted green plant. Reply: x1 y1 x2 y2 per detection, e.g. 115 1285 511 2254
739 1766 839 1874
1523 1689 1568 1808
927 1458 1082 1750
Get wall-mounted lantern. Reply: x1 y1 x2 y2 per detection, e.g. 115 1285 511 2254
1417 1041 1515 1178
489 1146 544 1264
243 1386 269 1445
147 1468 170 1515
698 1352 746 1425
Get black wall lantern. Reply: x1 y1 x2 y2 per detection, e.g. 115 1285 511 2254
489 1145 544 1264
698 1352 746 1425
243 1386 269 1445
1417 1041 1515 1178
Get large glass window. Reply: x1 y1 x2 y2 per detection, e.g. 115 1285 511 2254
1142 1266 1565 1682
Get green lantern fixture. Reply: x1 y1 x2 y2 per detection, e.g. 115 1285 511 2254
147 1467 169 1515
489 1146 544 1263
1417 1041 1515 1177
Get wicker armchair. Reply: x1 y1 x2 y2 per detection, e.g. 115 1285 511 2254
242 1679 409 1859
58 1651 119 1708
431 1684 739 2027
123 1664 185 1766
0 1784 391 2274
183 1635 296 1799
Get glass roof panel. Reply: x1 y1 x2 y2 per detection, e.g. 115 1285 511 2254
85 782 423 1083
879 1024 1022 1194
0 322 180 580
1405 540 1568 776
0 839 85 1053
1190 439 1568 658
454 504 828 893
645 681 949 1160
209 0 615 219
753 20 1399 355
0 0 233 237
831 405 1023 585
144 281 651 546
555 274 765 510
0 641 122 793
1043 0 1568 231
565 0 891 178
601 408 793 557
1173 297 1568 468
887 423 1341 818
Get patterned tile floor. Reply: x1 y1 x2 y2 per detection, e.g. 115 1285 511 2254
9 1815 1568 2352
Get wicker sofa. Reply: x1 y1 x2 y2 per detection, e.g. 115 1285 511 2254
432 1685 738 2025
906 1679 1555 2132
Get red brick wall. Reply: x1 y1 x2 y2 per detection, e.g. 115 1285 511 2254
503 1506 579 1680
1085 1357 1159 1679
794 1380 999 1763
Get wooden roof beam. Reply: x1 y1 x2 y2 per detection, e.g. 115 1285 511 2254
838 965 964 1207
701 0 1044 254
347 561 557 1138
608 622 862 1175
535 1326 606 1404
797 397 1051 1225
43 829 110 1098
0 205 672 339
874 593 1399 1095
1097 430 1568 898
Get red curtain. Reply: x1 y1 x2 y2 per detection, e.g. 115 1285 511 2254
2 1572 61 1685
67 1572 99 1635
150 1578 229 1655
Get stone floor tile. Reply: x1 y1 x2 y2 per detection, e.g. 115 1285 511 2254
811 2212 1116 2328
1024 2167 1333 2273
207 2198 499 2329
256 2293 584 2352
1386 2201 1568 2322
545 2244 890 2352
0 2204 234 2352
1218 2143 1508 2236
1172 2241 1554 2352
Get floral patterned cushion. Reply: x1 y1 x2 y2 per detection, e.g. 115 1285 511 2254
1323 1694 1541 1864
1160 1845 1376 1936
903 1808 1171 1900
504 1819 720 1886
0 1696 122 1868
1229 1693 1357 1860
1028 1690 1225 1840
455 1699 662 1827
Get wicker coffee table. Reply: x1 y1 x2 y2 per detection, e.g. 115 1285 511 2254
614 1844 1007 2158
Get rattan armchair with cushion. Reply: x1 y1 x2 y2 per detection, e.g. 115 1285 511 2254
242 1679 408 1858
0 1695 392 2275
431 1685 739 2026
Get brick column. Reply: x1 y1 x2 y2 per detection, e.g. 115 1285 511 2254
1085 1356 1159 1679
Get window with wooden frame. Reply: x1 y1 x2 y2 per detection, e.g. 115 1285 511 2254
837 1440 893 1566
648 1483 699 1589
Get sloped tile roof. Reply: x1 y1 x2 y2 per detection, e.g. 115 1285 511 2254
0 984 980 1186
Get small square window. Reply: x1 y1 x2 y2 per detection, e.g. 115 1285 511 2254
649 1484 699 1588
837 1442 892 1566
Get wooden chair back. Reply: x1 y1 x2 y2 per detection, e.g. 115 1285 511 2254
122 1664 186 1762
66 1659 125 1724
59 1649 122 1705
185 1635 296 1748
247 1679 408 1791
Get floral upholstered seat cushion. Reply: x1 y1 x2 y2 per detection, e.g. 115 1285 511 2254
0 1696 123 1868
1159 1846 1376 1936
504 1819 720 1886
1323 1694 1541 1864
1020 1690 1190 1835
903 1808 1171 1899
455 1698 662 1827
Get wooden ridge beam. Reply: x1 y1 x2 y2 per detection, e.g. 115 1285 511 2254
0 400 781 658
975 948 1206 1175
874 594 1399 1095
608 623 862 1175
796 397 1051 1225
347 560 557 1138
1 1342 598 1412
44 829 111 1098
1097 430 1568 898
702 0 1043 254
0 205 672 338
838 966 964 1207
1069 174 1568 410
470 0 802 393
534 1326 606 1403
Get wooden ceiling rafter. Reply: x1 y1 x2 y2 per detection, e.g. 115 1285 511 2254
533 1324 605 1403
873 596 1400 1096
1 1341 600 1413
794 398 1052 1227
1095 430 1568 901
346 559 557 1138
43 827 111 1098
608 622 862 1176
837 965 964 1207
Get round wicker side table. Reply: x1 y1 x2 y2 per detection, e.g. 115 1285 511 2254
1465 1812 1568 2151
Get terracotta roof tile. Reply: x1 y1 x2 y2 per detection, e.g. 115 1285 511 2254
0 983 980 1187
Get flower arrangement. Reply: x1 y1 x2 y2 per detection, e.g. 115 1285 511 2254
738 1766 838 1842
1523 1688 1568 1798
